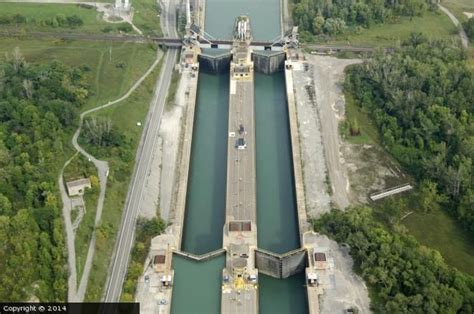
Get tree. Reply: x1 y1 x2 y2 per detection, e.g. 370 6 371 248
323 18 346 35
314 207 474 312
312 14 325 34
417 180 446 213
465 18 474 40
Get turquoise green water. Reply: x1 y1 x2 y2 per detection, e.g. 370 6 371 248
176 70 305 314
171 255 224 314
181 72 229 255
254 73 307 314
255 72 300 254
259 274 308 314
204 0 281 41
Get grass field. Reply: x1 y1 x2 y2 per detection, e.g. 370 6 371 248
0 3 132 34
83 58 162 301
133 0 162 36
341 91 381 146
0 37 161 299
442 0 474 23
403 208 474 276
0 38 157 110
326 11 458 47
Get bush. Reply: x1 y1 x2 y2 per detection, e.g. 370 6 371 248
66 15 83 28
118 23 133 33
102 26 113 33
465 18 474 40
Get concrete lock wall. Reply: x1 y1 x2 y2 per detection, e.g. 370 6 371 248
252 51 285 74
281 248 307 278
255 248 307 279
199 52 232 74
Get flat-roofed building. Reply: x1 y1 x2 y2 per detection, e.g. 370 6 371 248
66 178 91 197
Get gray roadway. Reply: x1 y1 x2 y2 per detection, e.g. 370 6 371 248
226 78 257 223
103 0 178 302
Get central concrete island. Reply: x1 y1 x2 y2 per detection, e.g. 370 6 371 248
221 16 259 313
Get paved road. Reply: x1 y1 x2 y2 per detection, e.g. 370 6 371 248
438 4 469 48
226 78 257 222
102 0 178 302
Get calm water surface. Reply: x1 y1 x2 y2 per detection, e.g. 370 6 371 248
204 0 281 40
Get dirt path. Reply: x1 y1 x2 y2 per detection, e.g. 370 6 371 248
439 4 469 48
59 49 163 302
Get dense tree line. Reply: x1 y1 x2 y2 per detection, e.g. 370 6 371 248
465 18 474 41
0 13 84 29
121 217 166 301
315 207 474 313
292 0 437 38
345 37 474 231
0 49 89 300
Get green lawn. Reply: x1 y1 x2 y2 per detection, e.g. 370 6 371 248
442 0 474 23
403 208 474 276
341 91 381 146
0 3 133 34
76 187 99 280
325 11 458 47
0 38 157 111
133 0 162 36
83 59 162 301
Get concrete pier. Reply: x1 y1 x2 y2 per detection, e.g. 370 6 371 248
221 16 259 314
140 45 201 314
284 58 311 242
284 40 321 313
171 62 200 250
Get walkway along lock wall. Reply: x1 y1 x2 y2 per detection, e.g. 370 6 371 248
255 248 307 278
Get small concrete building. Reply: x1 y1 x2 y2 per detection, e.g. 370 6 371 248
66 178 91 196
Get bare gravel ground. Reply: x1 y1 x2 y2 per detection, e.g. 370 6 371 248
139 75 186 221
316 234 371 313
158 73 189 221
293 64 331 218
343 144 409 203
303 55 361 210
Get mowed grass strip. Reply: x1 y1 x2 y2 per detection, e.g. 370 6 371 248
441 0 474 23
132 0 162 36
0 3 131 33
326 11 458 47
84 58 163 301
403 207 474 276
0 38 157 110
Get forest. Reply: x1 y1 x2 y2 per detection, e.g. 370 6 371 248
0 48 89 300
345 37 474 232
315 207 474 312
292 0 436 37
